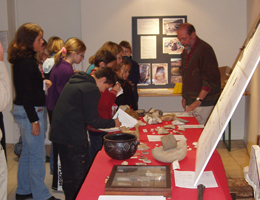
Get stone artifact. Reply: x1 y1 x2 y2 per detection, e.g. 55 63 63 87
148 107 156 113
160 114 176 121
119 123 140 141
137 120 146 126
137 143 150 151
156 127 169 134
143 107 164 124
136 109 146 117
118 105 130 111
173 117 189 123
164 125 175 129
152 140 187 163
161 134 177 151
125 108 139 119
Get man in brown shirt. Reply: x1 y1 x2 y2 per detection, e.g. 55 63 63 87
177 23 221 125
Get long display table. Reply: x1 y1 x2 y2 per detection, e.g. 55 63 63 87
76 116 232 200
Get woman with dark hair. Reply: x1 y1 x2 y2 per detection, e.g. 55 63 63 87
8 23 59 200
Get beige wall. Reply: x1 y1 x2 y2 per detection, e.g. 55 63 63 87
81 0 247 71
0 0 255 143
246 1 260 153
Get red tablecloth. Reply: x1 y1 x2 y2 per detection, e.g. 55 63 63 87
76 117 232 200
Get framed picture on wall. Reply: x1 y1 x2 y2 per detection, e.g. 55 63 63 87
139 63 151 85
152 63 168 85
162 17 186 35
163 37 183 54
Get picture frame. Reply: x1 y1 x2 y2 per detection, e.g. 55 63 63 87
105 165 172 198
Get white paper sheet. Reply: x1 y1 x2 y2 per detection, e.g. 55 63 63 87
116 87 123 97
174 170 218 189
99 109 137 132
137 18 159 35
112 108 138 128
141 36 157 59
177 125 204 129
147 135 187 142
99 195 165 200
163 112 193 117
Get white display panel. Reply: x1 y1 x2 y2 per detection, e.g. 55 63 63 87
194 15 260 186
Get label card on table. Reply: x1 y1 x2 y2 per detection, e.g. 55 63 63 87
174 170 218 189
147 135 187 142
99 195 165 200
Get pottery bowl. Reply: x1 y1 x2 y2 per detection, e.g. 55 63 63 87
103 133 139 160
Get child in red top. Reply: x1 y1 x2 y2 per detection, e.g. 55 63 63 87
88 50 121 163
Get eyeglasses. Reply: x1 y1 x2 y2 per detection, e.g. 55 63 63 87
78 53 85 58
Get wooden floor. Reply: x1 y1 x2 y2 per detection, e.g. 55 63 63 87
6 140 253 200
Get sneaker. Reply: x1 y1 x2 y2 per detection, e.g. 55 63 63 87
45 155 50 163
47 196 61 200
14 151 21 158
16 193 33 200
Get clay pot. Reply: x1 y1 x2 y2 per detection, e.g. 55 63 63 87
103 133 139 160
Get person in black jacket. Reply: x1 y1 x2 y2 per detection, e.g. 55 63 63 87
8 23 58 200
50 67 121 200
114 59 138 110
119 41 140 108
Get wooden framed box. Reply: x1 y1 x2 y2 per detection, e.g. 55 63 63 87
105 165 171 198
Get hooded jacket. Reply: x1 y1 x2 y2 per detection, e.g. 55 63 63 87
50 71 115 146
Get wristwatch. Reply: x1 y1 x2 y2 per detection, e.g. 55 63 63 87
32 121 39 124
196 97 203 102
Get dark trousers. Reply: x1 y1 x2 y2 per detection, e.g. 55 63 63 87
47 109 58 190
88 130 106 164
57 143 90 200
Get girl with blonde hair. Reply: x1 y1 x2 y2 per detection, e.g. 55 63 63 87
46 37 86 191
43 36 64 79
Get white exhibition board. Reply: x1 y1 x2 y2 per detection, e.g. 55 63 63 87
194 15 260 186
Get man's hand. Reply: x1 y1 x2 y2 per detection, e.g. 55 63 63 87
182 98 187 110
186 100 202 112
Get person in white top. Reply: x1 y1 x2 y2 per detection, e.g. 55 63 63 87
0 41 11 200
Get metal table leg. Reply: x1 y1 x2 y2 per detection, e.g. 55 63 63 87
222 120 231 151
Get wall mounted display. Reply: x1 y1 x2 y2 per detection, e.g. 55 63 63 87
132 16 187 89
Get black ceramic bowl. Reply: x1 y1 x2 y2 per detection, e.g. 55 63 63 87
103 133 139 160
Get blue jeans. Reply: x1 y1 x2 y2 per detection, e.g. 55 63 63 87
11 105 51 200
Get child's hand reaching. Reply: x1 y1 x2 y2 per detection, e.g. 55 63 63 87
112 82 121 92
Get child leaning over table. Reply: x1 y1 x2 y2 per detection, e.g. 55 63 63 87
50 67 121 200
114 58 138 110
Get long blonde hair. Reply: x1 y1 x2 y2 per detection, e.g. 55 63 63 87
54 37 86 65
